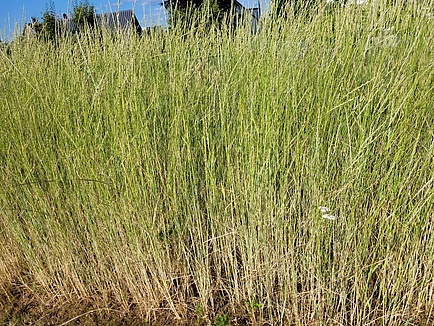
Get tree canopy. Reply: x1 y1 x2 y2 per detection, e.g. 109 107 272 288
24 1 96 41
71 0 95 28
163 0 234 27
41 1 56 40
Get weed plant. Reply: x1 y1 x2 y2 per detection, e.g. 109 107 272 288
0 1 433 324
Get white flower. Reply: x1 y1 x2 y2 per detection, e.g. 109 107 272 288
319 206 330 213
322 213 336 220
319 206 337 220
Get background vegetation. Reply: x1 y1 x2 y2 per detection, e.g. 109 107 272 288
163 0 235 28
27 0 95 40
1 1 434 324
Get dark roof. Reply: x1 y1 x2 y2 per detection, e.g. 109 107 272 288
95 9 142 34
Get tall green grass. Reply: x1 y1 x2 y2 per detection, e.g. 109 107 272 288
1 2 433 324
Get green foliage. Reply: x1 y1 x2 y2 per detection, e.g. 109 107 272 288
195 303 204 316
212 314 229 326
72 0 95 29
164 0 232 28
245 299 263 312
22 1 96 41
1 3 434 324
41 1 56 41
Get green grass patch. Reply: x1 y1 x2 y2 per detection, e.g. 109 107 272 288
1 2 434 324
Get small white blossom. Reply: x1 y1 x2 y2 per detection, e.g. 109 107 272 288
319 206 337 220
319 206 330 213
322 213 336 220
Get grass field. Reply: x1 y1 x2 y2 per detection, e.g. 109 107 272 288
1 1 434 324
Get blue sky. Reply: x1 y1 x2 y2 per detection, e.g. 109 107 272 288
1 0 264 40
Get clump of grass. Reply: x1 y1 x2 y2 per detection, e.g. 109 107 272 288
1 1 433 324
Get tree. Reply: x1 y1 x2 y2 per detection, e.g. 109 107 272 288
41 1 56 41
72 0 95 30
23 2 57 41
20 1 97 41
163 0 232 28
